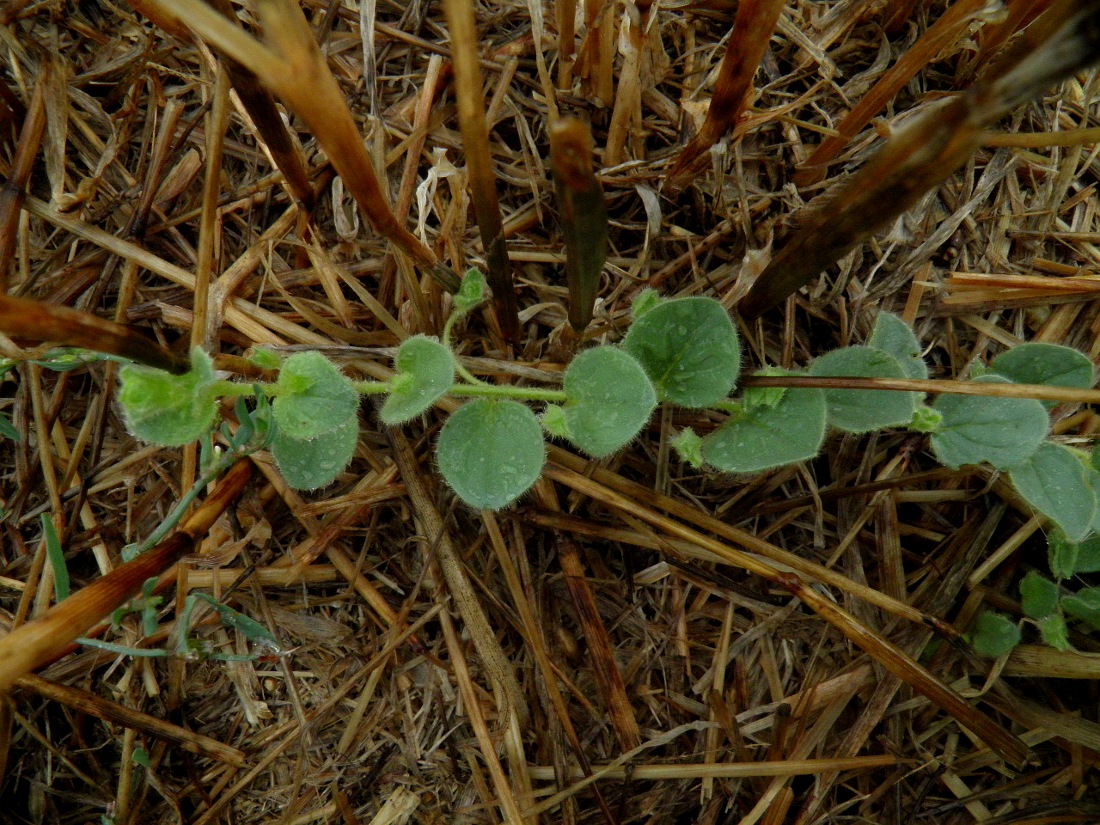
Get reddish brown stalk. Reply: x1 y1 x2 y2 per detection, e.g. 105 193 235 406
666 0 785 190
550 117 607 332
0 460 252 692
0 292 188 374
0 69 47 289
441 0 520 342
558 536 642 752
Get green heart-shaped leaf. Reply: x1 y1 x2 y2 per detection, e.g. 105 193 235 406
273 351 359 439
120 348 219 446
380 336 455 425
561 347 656 457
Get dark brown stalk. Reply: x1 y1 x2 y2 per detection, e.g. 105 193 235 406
0 460 252 692
441 0 520 342
794 0 991 187
17 674 247 766
206 0 315 210
0 68 47 290
741 0 1100 318
0 292 188 374
550 117 607 332
666 0 785 190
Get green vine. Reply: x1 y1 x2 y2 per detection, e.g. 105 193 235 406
49 269 1100 657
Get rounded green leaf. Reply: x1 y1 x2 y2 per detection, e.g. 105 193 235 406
380 336 456 425
1008 442 1096 541
702 387 826 473
1038 613 1069 651
1020 570 1059 619
561 347 656 457
1048 524 1100 579
990 343 1095 409
119 348 218 446
968 612 1021 657
274 351 359 439
272 415 358 490
808 346 918 432
622 296 740 407
868 312 928 379
437 399 545 509
1062 587 1100 630
930 375 1048 469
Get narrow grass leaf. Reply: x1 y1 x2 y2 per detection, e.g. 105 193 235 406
702 386 826 473
272 415 358 491
562 346 655 457
381 336 455 425
808 346 918 432
1008 442 1096 541
41 515 69 601
623 296 740 407
437 399 545 509
274 351 359 439
931 374 1048 469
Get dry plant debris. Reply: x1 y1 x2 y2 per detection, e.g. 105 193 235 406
1 1 1100 823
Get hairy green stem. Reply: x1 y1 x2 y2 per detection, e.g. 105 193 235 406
449 384 567 403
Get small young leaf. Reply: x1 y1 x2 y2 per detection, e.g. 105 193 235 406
249 347 283 371
0 411 19 441
1008 442 1096 541
868 312 928 379
908 404 942 433
989 343 1095 409
540 404 570 439
437 399 545 509
930 375 1048 469
672 428 705 468
119 348 219 447
630 288 663 321
273 351 359 439
743 366 788 410
1020 570 1059 619
702 387 826 473
131 747 151 768
968 612 1021 657
380 336 456 425
1037 614 1070 651
561 347 656 457
623 296 740 407
1062 587 1100 630
808 346 918 432
454 268 489 314
272 415 358 491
